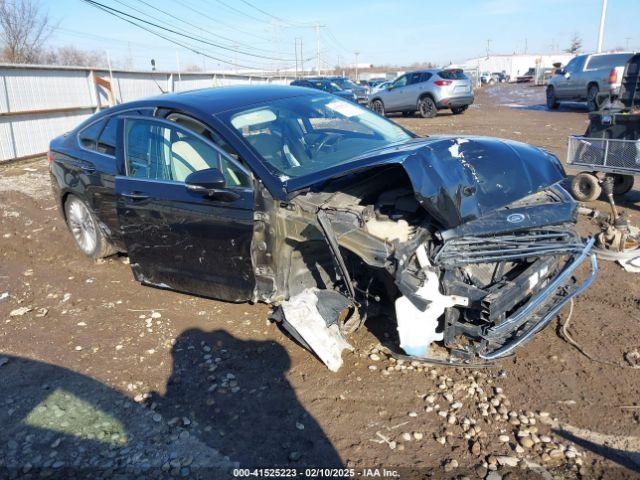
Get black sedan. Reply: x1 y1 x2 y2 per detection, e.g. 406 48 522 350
49 86 596 370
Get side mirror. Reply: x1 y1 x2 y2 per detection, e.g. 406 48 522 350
564 71 571 79
185 168 240 202
387 85 394 91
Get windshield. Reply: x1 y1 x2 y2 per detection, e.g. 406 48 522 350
227 93 411 180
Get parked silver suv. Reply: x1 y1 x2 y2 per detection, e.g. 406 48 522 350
369 69 474 118
546 52 633 111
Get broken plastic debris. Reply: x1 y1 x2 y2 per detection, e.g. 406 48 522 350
280 289 353 372
395 245 468 356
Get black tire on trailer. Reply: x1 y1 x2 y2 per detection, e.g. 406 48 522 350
606 173 635 196
418 96 437 118
587 84 600 112
371 99 385 116
546 86 559 109
570 172 602 202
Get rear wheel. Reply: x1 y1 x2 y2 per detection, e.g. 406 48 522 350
64 195 116 259
570 172 601 202
418 96 437 118
606 173 634 196
587 84 600 112
451 105 468 115
371 99 385 116
546 86 559 109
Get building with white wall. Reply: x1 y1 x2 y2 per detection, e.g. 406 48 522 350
456 53 575 79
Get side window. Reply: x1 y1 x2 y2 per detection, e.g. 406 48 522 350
564 57 582 74
392 75 407 88
420 72 433 83
78 119 106 150
97 117 117 156
124 119 250 187
166 114 250 188
406 73 422 85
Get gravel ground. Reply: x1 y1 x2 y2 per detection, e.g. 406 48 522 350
1 83 640 479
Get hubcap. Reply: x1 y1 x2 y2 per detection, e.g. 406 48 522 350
421 100 434 116
67 200 97 254
373 101 383 114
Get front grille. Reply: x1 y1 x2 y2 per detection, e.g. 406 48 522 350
434 228 584 267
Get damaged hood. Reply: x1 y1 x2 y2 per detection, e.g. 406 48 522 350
287 136 566 229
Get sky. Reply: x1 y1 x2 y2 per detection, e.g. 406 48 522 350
46 0 640 72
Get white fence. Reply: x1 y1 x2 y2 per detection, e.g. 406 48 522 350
0 64 295 162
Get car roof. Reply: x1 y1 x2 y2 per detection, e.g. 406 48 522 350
130 85 316 115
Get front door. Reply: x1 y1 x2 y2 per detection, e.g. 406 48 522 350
384 75 409 111
115 116 255 301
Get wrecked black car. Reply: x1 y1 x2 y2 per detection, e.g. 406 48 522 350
49 86 597 371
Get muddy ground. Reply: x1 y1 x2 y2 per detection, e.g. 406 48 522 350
1 83 640 479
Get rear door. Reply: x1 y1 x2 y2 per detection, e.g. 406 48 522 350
114 116 255 301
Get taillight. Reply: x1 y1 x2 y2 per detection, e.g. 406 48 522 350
608 68 618 84
434 80 453 86
47 150 54 163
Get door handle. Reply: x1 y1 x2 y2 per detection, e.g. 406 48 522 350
80 165 96 173
121 191 150 200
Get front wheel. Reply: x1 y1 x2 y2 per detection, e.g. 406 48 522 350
64 195 116 259
546 86 559 109
370 99 385 116
418 97 437 118
451 105 468 115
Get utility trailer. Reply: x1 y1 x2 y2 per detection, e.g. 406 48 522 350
567 53 640 201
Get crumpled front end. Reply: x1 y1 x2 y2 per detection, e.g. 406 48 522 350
259 137 597 370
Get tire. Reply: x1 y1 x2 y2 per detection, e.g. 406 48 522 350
451 105 468 115
570 172 601 202
418 96 437 118
606 173 634 196
546 86 559 109
587 84 600 112
371 99 385 116
64 195 116 259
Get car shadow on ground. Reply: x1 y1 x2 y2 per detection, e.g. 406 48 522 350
0 330 342 478
554 427 640 474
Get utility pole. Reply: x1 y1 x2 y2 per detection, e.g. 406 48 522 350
354 51 360 81
294 38 299 78
524 38 528 54
300 38 304 76
597 0 608 53
175 49 182 83
625 37 631 50
315 24 321 75
486 39 492 58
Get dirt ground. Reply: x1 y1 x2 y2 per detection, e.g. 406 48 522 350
2 83 640 479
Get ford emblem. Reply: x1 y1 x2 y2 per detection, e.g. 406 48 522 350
507 213 526 224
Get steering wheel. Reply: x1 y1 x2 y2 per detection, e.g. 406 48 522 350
312 133 343 155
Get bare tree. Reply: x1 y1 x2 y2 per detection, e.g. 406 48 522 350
565 33 582 55
0 0 54 63
45 45 105 68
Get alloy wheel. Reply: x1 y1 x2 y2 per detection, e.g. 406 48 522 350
67 199 97 255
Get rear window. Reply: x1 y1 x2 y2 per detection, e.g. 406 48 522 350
78 119 106 150
438 69 467 80
586 53 632 71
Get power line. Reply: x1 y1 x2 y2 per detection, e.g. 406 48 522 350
210 0 270 24
78 0 275 70
126 0 279 55
237 0 315 28
79 0 297 62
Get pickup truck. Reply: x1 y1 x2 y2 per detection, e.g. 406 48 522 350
546 52 634 111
